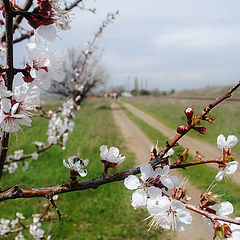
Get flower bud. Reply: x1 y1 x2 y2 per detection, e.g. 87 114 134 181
184 107 194 123
195 126 206 134
177 125 186 134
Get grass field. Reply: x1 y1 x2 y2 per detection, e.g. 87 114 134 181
1 99 169 240
122 96 240 155
119 102 240 217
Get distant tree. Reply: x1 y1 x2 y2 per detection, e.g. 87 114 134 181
49 47 108 105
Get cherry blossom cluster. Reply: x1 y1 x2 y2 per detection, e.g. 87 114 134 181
0 195 59 239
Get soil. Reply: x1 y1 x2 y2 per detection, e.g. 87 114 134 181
111 101 212 240
122 102 240 185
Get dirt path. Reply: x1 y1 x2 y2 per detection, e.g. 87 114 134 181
111 101 212 240
122 102 240 185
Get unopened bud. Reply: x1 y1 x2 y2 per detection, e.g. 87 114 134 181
184 107 194 119
177 125 186 134
195 126 206 134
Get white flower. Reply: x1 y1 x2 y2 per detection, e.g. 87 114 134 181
16 213 25 220
146 196 192 232
29 224 45 240
14 150 24 160
31 152 39 160
217 134 238 150
11 218 18 228
8 162 18 174
0 218 10 235
15 231 25 240
163 148 174 158
33 141 45 148
0 81 12 98
100 145 125 166
63 156 88 177
35 25 57 43
124 164 163 209
203 201 234 233
226 217 240 240
215 161 238 181
0 103 32 132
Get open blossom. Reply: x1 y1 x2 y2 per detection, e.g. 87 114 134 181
124 164 162 209
124 164 179 209
216 134 238 181
217 134 238 151
0 218 10 236
203 201 234 233
100 145 125 166
63 156 89 177
146 195 192 232
225 217 240 240
215 161 238 181
25 43 63 89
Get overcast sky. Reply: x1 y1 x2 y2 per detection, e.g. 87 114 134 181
14 0 240 91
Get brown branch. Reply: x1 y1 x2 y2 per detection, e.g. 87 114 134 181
0 167 140 202
170 159 223 169
0 0 14 181
0 157 225 201
187 204 240 226
4 144 53 165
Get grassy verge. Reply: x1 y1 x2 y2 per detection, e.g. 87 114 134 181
1 99 169 240
122 97 240 155
119 102 240 216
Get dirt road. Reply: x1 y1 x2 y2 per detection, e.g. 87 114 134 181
111 101 212 240
122 102 240 185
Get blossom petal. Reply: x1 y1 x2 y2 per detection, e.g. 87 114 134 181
35 25 57 43
226 135 238 148
124 175 141 190
131 189 147 209
217 134 226 150
214 201 234 216
225 161 238 175
215 170 224 181
140 163 154 181
63 159 70 169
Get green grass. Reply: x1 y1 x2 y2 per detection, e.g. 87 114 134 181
1 99 170 240
122 97 240 155
119 102 240 217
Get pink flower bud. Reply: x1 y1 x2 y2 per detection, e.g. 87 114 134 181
184 107 194 123
177 125 186 134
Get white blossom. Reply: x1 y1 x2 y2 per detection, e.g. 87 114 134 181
8 162 18 174
215 161 238 181
32 152 39 160
100 145 125 166
63 156 88 177
146 196 192 232
0 218 10 236
217 134 238 150
203 201 234 233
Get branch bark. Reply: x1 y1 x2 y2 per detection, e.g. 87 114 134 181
0 0 14 181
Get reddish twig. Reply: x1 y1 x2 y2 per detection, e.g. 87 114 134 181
187 204 240 225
